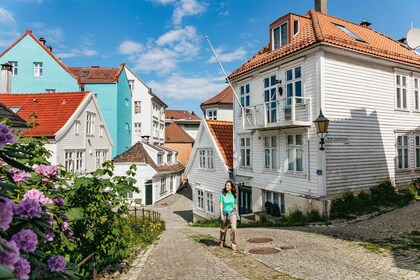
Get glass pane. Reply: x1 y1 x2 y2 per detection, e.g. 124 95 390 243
416 91 419 110
288 135 294 145
246 138 250 146
404 148 408 168
403 89 407 108
241 138 245 146
241 86 244 94
288 149 294 170
398 149 402 169
264 137 269 147
272 149 278 169
271 88 276 100
417 149 420 168
417 136 419 146
273 193 279 204
264 78 269 88
396 88 401 107
286 69 293 81
241 150 245 166
287 83 293 97
396 75 400 85
271 136 277 147
415 79 419 89
397 136 402 145
264 90 270 102
273 27 280 49
402 76 407 86
265 149 270 167
295 67 301 78
281 22 288 45
240 97 244 106
245 96 250 106
404 136 408 145
296 135 303 145
246 84 250 93
246 149 251 166
271 75 277 86
296 149 303 171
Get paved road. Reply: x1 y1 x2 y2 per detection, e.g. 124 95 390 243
125 187 420 280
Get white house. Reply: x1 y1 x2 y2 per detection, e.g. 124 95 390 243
201 86 233 121
165 110 201 140
185 119 233 221
0 91 113 173
125 66 167 146
113 140 184 205
229 2 420 216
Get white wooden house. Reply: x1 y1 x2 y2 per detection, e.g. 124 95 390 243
113 140 184 205
201 86 233 121
0 91 113 173
185 120 233 221
229 5 420 216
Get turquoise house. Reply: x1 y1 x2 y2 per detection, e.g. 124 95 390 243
0 30 132 157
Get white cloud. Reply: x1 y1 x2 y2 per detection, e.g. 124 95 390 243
56 48 97 59
148 74 226 100
173 0 207 25
156 25 196 45
0 7 15 25
119 40 143 55
149 0 175 4
207 46 247 63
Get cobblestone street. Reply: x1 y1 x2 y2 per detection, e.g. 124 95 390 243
125 187 420 280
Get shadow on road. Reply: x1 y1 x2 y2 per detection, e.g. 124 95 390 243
173 210 193 223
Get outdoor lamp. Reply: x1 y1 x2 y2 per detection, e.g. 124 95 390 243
313 110 329 151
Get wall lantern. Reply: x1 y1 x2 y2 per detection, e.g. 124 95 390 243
313 110 329 151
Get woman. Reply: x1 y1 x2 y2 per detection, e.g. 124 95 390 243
219 180 239 251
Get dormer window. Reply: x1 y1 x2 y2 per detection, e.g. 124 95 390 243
80 71 89 77
272 22 288 50
293 20 299 36
157 153 163 164
334 23 365 42
167 154 172 163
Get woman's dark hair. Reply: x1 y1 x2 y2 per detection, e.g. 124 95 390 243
222 180 237 198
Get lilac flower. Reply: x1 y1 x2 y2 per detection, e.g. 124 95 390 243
59 213 68 221
15 199 42 219
47 255 66 272
12 229 38 253
59 221 68 231
0 239 20 270
35 165 58 181
14 257 31 280
23 189 53 205
53 197 64 206
0 198 14 231
0 124 15 148
47 213 54 227
8 168 31 183
64 229 74 237
44 229 55 242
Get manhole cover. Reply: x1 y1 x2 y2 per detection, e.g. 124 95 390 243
280 245 294 250
247 238 273 243
249 247 280 255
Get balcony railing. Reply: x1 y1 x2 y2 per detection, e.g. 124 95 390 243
242 96 312 130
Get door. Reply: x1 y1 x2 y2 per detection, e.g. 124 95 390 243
238 185 252 214
145 179 153 205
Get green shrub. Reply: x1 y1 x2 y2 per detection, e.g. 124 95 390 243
286 209 306 224
306 209 324 223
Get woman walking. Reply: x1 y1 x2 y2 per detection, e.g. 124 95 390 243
219 180 239 251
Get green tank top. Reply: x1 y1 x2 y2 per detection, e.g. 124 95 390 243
219 192 236 213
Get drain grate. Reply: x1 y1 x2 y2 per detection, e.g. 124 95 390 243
280 245 294 250
247 237 273 243
249 247 280 255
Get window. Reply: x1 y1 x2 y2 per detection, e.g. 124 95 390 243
65 151 84 173
86 113 95 135
206 192 214 213
416 135 420 169
99 125 104 138
272 22 288 50
80 71 89 77
65 152 74 172
170 175 174 191
240 137 251 168
414 78 419 111
45 89 55 93
334 24 365 42
157 154 163 164
95 150 109 169
33 62 43 77
240 84 250 107
265 191 285 214
293 20 299 36
160 177 167 194
75 152 83 172
397 135 409 170
264 75 278 123
134 122 141 136
396 74 408 109
167 154 172 163
207 110 217 120
134 101 141 114
9 61 17 76
197 189 204 209
264 136 278 170
74 122 80 135
285 66 302 105
287 134 304 172
199 149 214 169
128 80 134 91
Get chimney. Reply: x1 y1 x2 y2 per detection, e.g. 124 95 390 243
39 37 46 45
360 20 372 27
398 37 407 44
91 66 99 68
315 0 327 14
1 63 12 93
46 45 53 52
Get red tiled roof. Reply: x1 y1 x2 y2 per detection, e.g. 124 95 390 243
113 141 185 172
165 122 194 143
201 86 233 108
0 92 89 137
229 10 420 79
165 110 200 121
206 120 233 170
0 30 79 82
69 64 125 84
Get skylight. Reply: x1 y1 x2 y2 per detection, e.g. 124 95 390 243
9 106 22 113
334 23 366 42
80 71 89 77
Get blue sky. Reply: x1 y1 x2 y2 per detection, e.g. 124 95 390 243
0 0 419 117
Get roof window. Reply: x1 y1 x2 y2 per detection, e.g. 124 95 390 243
334 23 366 42
272 21 288 50
80 71 89 77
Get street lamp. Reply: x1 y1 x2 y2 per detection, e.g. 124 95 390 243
313 110 329 151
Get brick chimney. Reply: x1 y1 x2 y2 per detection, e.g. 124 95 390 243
39 37 46 45
1 63 12 93
315 0 327 14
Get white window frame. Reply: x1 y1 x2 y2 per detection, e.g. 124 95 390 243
86 113 95 136
160 177 167 195
395 73 408 110
286 134 304 173
272 21 288 50
416 135 420 169
74 121 80 135
157 153 163 164
170 175 174 191
99 125 104 138
240 136 251 168
198 149 214 170
65 150 84 173
206 109 217 120
265 191 285 214
134 101 141 114
414 77 420 112
33 62 43 77
197 189 204 209
167 153 172 163
263 74 278 123
263 135 278 170
206 191 214 213
128 79 134 91
65 151 74 172
240 83 251 107
285 65 303 106
134 122 141 136
396 135 409 170
9 61 17 76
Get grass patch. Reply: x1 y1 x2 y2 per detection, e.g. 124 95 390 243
361 242 391 254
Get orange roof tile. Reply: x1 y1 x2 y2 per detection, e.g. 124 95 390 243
0 92 89 137
113 141 185 172
201 86 233 108
0 30 79 83
165 122 194 143
165 110 201 121
229 10 420 79
206 120 233 170
69 64 125 84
